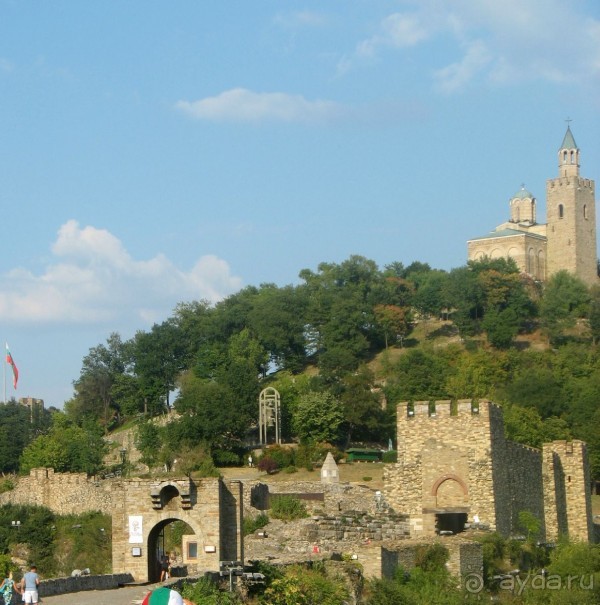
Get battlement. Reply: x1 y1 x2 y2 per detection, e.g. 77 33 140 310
399 399 500 420
547 176 594 190
543 440 587 458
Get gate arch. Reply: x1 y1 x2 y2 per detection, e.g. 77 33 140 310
111 477 243 582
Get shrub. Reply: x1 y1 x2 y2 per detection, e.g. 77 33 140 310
263 445 295 469
212 450 240 467
282 465 298 474
182 576 242 604
414 543 449 572
362 476 373 482
0 479 14 494
243 513 269 536
480 533 506 581
260 564 349 605
382 450 397 463
294 445 314 471
518 510 541 542
295 442 342 471
257 456 279 474
270 495 308 521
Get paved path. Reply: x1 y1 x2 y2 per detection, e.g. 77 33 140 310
40 582 163 605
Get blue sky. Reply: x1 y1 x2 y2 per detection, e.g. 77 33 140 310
0 0 599 407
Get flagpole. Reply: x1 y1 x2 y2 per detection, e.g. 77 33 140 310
3 344 5 404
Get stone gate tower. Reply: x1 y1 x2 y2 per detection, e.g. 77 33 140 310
546 126 598 286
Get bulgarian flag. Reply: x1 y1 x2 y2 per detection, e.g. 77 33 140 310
5 344 18 389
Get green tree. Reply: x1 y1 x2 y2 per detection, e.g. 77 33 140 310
248 284 308 372
0 401 51 473
339 366 391 445
445 349 513 400
540 270 590 344
135 420 164 467
172 371 248 451
412 270 450 319
292 391 344 444
501 363 566 418
20 414 106 475
68 332 130 429
300 255 383 377
384 349 451 402
132 319 188 414
374 304 412 348
588 284 600 344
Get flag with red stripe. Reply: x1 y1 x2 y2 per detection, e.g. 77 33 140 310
5 344 18 389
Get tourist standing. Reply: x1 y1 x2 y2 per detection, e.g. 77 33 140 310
159 554 170 582
0 571 20 604
19 565 39 605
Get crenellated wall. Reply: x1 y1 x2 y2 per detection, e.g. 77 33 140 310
542 440 593 542
0 470 244 582
0 468 115 514
384 399 593 541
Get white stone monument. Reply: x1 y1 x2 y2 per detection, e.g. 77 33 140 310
321 452 339 484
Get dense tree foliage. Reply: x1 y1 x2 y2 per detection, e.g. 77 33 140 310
19 413 106 475
0 400 51 473
9 253 600 481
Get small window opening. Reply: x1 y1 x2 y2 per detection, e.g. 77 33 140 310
187 542 198 559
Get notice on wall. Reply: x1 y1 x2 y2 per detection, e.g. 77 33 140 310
128 515 143 543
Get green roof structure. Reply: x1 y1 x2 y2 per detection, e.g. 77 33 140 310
560 125 578 150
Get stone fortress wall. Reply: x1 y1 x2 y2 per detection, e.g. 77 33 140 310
384 399 593 542
0 467 115 515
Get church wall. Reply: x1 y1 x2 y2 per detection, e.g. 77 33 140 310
468 128 597 286
467 235 546 280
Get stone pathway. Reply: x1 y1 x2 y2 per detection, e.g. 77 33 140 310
40 582 160 605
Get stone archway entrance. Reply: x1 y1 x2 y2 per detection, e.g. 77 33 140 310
111 477 243 582
146 517 196 582
421 473 470 536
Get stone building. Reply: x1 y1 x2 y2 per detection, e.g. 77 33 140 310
384 399 593 542
467 126 598 286
0 470 244 583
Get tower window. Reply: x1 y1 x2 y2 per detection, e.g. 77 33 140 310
570 150 575 164
558 204 564 219
584 204 588 219
563 150 568 163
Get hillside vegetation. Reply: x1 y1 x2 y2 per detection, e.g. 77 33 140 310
0 254 599 483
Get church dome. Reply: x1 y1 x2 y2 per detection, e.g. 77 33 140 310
512 186 534 200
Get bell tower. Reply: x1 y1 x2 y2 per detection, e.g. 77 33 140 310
546 125 597 286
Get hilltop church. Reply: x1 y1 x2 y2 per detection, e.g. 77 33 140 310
467 126 598 286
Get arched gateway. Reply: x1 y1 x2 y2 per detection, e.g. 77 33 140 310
112 477 243 582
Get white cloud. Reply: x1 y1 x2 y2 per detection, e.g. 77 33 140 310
433 40 492 93
357 13 430 58
345 0 600 90
0 220 242 324
175 88 340 123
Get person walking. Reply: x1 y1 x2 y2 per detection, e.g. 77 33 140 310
19 565 39 605
159 555 170 582
0 571 20 605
